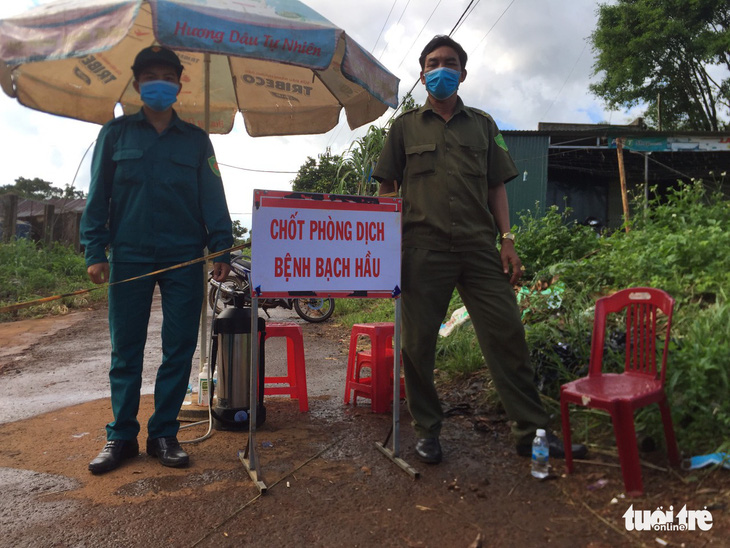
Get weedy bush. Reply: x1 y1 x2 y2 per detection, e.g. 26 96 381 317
522 179 730 454
512 203 600 281
338 179 729 454
667 298 730 451
334 298 394 326
0 239 104 320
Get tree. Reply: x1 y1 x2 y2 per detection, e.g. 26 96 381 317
590 0 730 131
293 93 420 197
0 177 86 200
231 219 249 245
0 177 59 199
334 126 389 196
63 184 86 199
291 148 354 194
334 92 420 195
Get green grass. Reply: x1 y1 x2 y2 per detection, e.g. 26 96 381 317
5 178 728 454
333 298 396 327
333 178 730 455
0 239 105 321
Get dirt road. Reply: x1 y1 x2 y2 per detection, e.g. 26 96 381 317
0 300 727 547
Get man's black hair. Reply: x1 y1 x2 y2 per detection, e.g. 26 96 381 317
419 35 468 71
131 46 184 80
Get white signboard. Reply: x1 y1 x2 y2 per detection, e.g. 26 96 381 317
251 190 401 298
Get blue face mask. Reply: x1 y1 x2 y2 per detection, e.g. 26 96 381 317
424 67 461 100
139 80 179 111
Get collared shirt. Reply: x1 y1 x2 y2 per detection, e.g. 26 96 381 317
373 98 518 251
81 109 233 265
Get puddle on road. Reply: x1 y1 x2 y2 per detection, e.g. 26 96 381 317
0 468 81 533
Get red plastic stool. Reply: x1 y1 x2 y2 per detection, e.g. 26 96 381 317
344 323 405 413
264 322 308 412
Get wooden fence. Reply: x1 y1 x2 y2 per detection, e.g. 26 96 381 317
1 194 84 252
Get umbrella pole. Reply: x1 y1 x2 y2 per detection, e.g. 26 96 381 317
199 54 213 378
204 53 211 134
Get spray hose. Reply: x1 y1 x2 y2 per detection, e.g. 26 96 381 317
180 286 267 441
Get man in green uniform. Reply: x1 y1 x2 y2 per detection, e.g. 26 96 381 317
81 46 234 474
373 35 587 464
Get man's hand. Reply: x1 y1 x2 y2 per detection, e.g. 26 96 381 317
211 261 231 282
499 240 524 285
87 262 110 285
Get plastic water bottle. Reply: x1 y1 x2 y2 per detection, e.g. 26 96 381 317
531 428 549 479
198 372 209 407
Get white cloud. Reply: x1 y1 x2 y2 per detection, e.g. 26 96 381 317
1 0 654 230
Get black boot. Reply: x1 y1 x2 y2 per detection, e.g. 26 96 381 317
146 437 189 467
415 438 442 464
88 439 139 474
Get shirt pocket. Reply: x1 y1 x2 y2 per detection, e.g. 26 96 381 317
405 143 436 178
453 135 487 178
165 153 199 186
112 148 145 185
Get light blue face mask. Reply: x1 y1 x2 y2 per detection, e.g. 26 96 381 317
424 67 461 100
139 80 179 112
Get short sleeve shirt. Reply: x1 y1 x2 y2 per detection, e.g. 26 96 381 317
373 98 518 251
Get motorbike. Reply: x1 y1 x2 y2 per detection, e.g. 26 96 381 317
208 250 335 323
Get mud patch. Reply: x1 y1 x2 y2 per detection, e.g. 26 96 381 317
0 306 728 547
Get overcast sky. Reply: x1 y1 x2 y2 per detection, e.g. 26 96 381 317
0 0 640 229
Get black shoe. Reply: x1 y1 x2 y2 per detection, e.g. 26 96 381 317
88 439 139 474
146 436 189 467
415 438 442 464
516 431 588 460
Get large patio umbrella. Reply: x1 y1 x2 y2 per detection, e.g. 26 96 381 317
0 0 399 135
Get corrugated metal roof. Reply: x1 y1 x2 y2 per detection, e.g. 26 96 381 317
502 134 549 223
16 198 86 218
504 124 730 139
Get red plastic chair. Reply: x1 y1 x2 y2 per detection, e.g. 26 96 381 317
264 322 308 412
344 323 404 413
560 287 680 496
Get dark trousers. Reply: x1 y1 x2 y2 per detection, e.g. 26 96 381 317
401 247 549 442
106 262 203 441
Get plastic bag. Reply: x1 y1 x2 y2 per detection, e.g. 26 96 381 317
439 306 470 337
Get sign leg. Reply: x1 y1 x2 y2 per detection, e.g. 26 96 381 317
375 298 419 479
240 296 267 494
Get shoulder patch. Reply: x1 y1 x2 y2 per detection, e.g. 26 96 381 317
494 133 509 152
208 156 221 177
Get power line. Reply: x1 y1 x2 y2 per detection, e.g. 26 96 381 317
387 0 479 126
449 0 478 36
540 40 588 122
377 0 413 61
396 0 443 69
325 117 348 151
371 0 399 55
344 0 487 154
469 0 518 56
218 162 298 174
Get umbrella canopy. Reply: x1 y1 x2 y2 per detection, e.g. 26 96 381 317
0 0 399 135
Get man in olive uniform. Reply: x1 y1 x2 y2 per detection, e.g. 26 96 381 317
81 46 233 474
373 35 587 464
